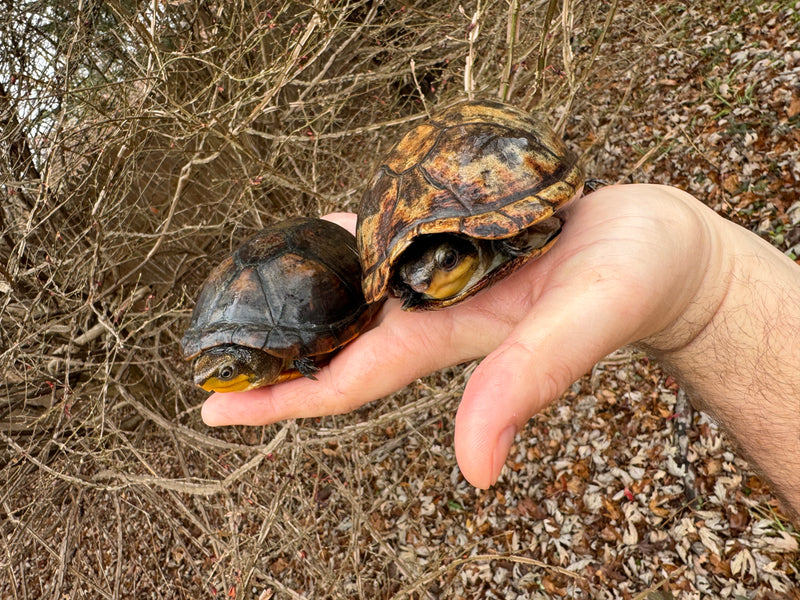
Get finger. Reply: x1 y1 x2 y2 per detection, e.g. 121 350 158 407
454 279 646 489
201 300 467 426
321 212 357 235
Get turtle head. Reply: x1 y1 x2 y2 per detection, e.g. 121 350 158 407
193 345 285 393
395 234 486 308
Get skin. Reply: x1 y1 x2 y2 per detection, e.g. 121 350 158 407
193 345 297 393
396 234 488 302
201 184 800 520
394 217 563 308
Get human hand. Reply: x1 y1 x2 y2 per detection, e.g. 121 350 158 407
201 184 725 489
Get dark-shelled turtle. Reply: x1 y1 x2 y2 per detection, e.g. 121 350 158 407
182 217 378 392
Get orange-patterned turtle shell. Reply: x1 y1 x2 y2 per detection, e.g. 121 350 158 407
181 218 378 393
356 100 584 310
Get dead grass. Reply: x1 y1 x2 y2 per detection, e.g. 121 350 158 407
2 1 799 598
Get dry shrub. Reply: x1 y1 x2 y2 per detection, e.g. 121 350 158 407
1 1 612 448
1 0 613 417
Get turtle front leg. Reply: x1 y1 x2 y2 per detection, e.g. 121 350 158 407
293 356 320 380
498 216 563 257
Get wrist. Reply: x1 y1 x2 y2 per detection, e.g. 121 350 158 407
634 192 735 355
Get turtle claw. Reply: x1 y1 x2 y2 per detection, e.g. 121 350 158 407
584 178 607 192
400 290 425 311
497 218 562 257
294 357 319 380
497 238 531 258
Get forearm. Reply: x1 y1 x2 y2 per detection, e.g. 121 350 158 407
641 210 800 518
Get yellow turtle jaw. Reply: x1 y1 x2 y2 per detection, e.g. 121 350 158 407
418 253 480 300
199 373 255 393
199 366 306 392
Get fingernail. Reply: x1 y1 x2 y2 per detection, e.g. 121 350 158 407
492 425 517 484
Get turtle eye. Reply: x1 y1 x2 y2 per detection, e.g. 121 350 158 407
218 364 237 381
437 247 459 271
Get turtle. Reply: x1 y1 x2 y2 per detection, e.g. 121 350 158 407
356 99 584 310
181 217 379 393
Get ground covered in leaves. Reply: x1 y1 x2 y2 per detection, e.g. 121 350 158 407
2 1 799 598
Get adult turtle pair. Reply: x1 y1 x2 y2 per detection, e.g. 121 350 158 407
181 100 584 392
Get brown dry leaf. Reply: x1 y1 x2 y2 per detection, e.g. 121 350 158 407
602 496 622 521
368 511 386 532
515 496 548 520
566 476 586 495
270 558 290 575
708 551 732 578
706 458 723 476
787 94 800 118
648 496 671 519
600 525 620 542
721 173 741 194
541 574 566 596
727 506 750 535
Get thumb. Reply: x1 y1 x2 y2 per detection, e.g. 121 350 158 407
453 289 639 489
